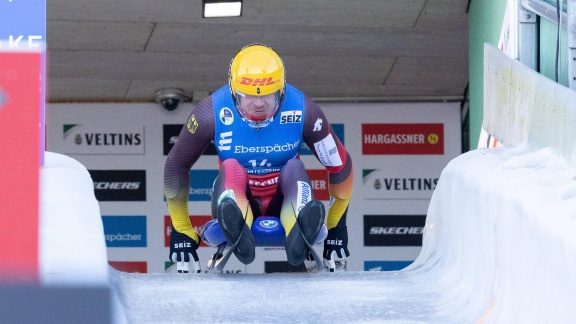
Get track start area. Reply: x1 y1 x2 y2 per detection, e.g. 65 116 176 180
111 268 445 323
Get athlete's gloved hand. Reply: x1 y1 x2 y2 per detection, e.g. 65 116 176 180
323 225 350 272
169 226 201 273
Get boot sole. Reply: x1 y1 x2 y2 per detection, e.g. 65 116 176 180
285 200 325 266
217 199 255 265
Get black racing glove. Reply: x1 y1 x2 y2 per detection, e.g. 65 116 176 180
169 225 201 273
323 225 350 272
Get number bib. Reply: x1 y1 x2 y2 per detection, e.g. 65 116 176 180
212 84 305 176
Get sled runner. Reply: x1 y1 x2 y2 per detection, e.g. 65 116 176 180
200 216 328 273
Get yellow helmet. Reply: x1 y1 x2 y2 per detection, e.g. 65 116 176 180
229 44 285 98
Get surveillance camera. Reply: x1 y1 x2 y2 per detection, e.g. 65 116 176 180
154 88 190 111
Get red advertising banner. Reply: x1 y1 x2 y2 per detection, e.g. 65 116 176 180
306 169 330 201
0 51 42 281
164 215 212 247
109 261 148 273
362 123 444 155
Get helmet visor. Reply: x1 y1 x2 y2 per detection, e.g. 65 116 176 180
235 90 280 122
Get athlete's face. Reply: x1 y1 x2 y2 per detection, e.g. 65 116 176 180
238 93 277 121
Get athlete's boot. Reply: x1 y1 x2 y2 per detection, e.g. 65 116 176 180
217 198 255 265
285 199 326 266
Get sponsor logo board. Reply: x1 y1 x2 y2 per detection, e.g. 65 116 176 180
189 170 218 201
89 170 146 201
102 216 147 247
362 123 444 155
364 261 413 271
306 169 329 201
163 124 216 156
264 261 306 273
362 169 438 200
61 124 145 155
364 215 426 246
0 1 46 48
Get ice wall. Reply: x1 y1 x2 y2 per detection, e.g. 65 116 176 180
40 151 109 285
403 44 576 322
406 145 576 323
483 44 576 167
40 152 127 324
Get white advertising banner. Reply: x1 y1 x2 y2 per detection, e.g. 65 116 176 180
60 123 145 155
362 169 439 201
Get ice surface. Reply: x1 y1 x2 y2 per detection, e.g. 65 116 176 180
39 145 576 323
111 267 444 324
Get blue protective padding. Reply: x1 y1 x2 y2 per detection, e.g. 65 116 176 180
200 219 227 247
200 216 328 248
315 224 328 245
251 217 286 247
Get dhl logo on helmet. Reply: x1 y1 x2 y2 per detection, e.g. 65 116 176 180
238 77 280 86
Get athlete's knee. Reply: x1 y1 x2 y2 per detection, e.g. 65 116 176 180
287 159 308 177
284 159 305 171
222 158 242 169
279 159 308 185
221 159 247 176
281 159 306 178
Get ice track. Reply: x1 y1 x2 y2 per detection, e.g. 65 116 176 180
41 146 576 323
111 267 444 324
